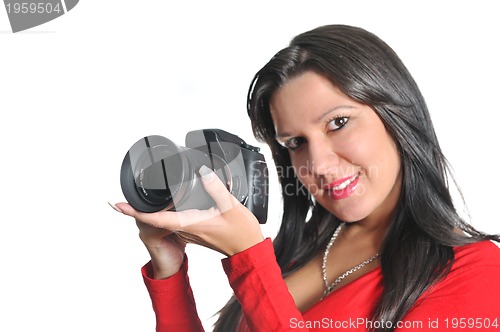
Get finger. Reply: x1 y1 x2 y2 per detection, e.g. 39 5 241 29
115 202 183 230
135 219 173 236
116 202 221 230
108 202 123 213
199 165 238 213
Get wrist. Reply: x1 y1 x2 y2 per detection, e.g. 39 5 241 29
227 234 265 256
145 246 185 279
152 264 182 279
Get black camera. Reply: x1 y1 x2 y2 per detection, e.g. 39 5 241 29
120 129 268 224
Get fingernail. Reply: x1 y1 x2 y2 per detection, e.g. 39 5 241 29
108 202 123 213
199 165 215 181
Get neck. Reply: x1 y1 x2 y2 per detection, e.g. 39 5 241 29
341 204 397 254
350 215 391 233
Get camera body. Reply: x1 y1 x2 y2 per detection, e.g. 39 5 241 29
120 129 268 224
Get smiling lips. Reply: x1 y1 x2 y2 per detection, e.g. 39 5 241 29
323 173 360 200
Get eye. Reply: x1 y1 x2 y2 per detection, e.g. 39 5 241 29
280 137 306 151
327 116 350 131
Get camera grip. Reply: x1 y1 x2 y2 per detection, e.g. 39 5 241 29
244 154 268 224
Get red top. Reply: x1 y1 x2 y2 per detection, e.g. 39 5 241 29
142 239 500 331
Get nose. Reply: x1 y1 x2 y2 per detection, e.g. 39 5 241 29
307 136 340 177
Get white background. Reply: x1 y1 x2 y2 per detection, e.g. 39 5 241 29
1 1 499 331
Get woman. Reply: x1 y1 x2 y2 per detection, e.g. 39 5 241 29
110 25 500 331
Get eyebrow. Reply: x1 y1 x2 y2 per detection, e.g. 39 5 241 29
274 105 356 140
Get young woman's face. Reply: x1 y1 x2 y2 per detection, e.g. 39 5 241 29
270 71 402 223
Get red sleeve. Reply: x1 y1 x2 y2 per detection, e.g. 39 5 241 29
222 238 308 331
142 257 204 332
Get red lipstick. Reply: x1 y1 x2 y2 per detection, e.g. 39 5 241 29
323 173 359 200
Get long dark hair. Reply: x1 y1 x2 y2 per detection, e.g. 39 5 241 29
214 24 499 332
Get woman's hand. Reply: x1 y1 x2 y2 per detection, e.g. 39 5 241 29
110 200 186 279
113 165 265 258
136 221 186 279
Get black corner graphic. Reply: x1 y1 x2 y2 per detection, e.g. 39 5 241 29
3 0 79 33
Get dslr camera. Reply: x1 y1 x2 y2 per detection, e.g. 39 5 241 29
120 129 268 224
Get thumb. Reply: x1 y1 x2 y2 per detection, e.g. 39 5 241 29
199 165 238 213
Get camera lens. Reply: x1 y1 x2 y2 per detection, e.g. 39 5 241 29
121 135 221 213
120 136 194 213
135 147 183 206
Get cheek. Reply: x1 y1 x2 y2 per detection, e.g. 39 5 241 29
291 158 330 200
289 153 316 187
344 127 400 179
338 131 374 167
290 154 307 181
364 134 400 182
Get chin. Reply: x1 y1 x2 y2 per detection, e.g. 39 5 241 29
325 207 367 223
335 214 365 223
315 192 375 222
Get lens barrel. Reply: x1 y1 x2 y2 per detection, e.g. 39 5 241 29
120 135 217 213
